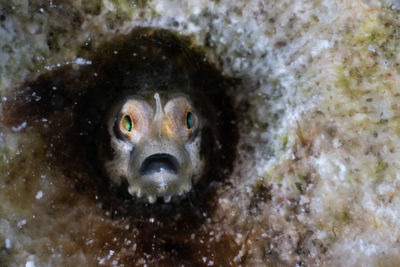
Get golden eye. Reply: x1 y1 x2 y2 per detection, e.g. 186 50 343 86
120 114 133 132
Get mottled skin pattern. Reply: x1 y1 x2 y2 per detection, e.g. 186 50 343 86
102 92 205 203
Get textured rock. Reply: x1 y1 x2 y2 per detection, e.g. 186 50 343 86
1 0 400 265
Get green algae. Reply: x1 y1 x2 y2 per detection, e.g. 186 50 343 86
82 1 103 16
329 7 400 191
373 160 389 183
279 134 288 150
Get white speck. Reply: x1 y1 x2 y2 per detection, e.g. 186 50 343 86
261 232 268 238
192 6 201 16
12 121 27 132
163 195 171 202
332 138 342 148
317 231 328 239
245 186 252 194
368 45 376 53
35 191 43 200
25 260 35 267
107 250 115 259
5 238 11 249
39 8 44 13
1 96 7 101
113 50 118 54
148 195 156 203
17 219 27 228
310 40 332 57
149 217 155 223
103 0 116 11
98 257 106 265
73 58 92 65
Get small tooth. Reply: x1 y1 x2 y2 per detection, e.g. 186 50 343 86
136 189 142 198
128 186 136 195
163 195 171 203
148 195 156 204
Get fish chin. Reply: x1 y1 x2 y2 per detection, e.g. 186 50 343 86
127 144 194 202
127 171 192 202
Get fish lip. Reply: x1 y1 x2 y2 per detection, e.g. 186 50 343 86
127 143 193 201
139 153 180 175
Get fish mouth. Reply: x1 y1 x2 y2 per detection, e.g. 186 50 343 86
139 153 180 175
127 145 193 203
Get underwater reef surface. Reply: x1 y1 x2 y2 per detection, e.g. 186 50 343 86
1 0 400 265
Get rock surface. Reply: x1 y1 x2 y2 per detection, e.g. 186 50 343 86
1 0 400 265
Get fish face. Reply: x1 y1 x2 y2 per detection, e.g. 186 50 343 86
103 92 204 203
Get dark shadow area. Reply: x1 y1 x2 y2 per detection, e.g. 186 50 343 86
2 27 239 265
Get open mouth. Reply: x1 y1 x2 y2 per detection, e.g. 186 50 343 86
139 153 180 175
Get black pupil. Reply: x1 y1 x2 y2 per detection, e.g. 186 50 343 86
186 112 193 129
123 115 132 131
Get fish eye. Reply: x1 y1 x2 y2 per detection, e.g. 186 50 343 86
120 114 133 133
185 110 196 130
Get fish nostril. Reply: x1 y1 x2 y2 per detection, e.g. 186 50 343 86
139 153 180 175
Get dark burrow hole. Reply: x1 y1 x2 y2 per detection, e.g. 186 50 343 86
2 28 239 265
